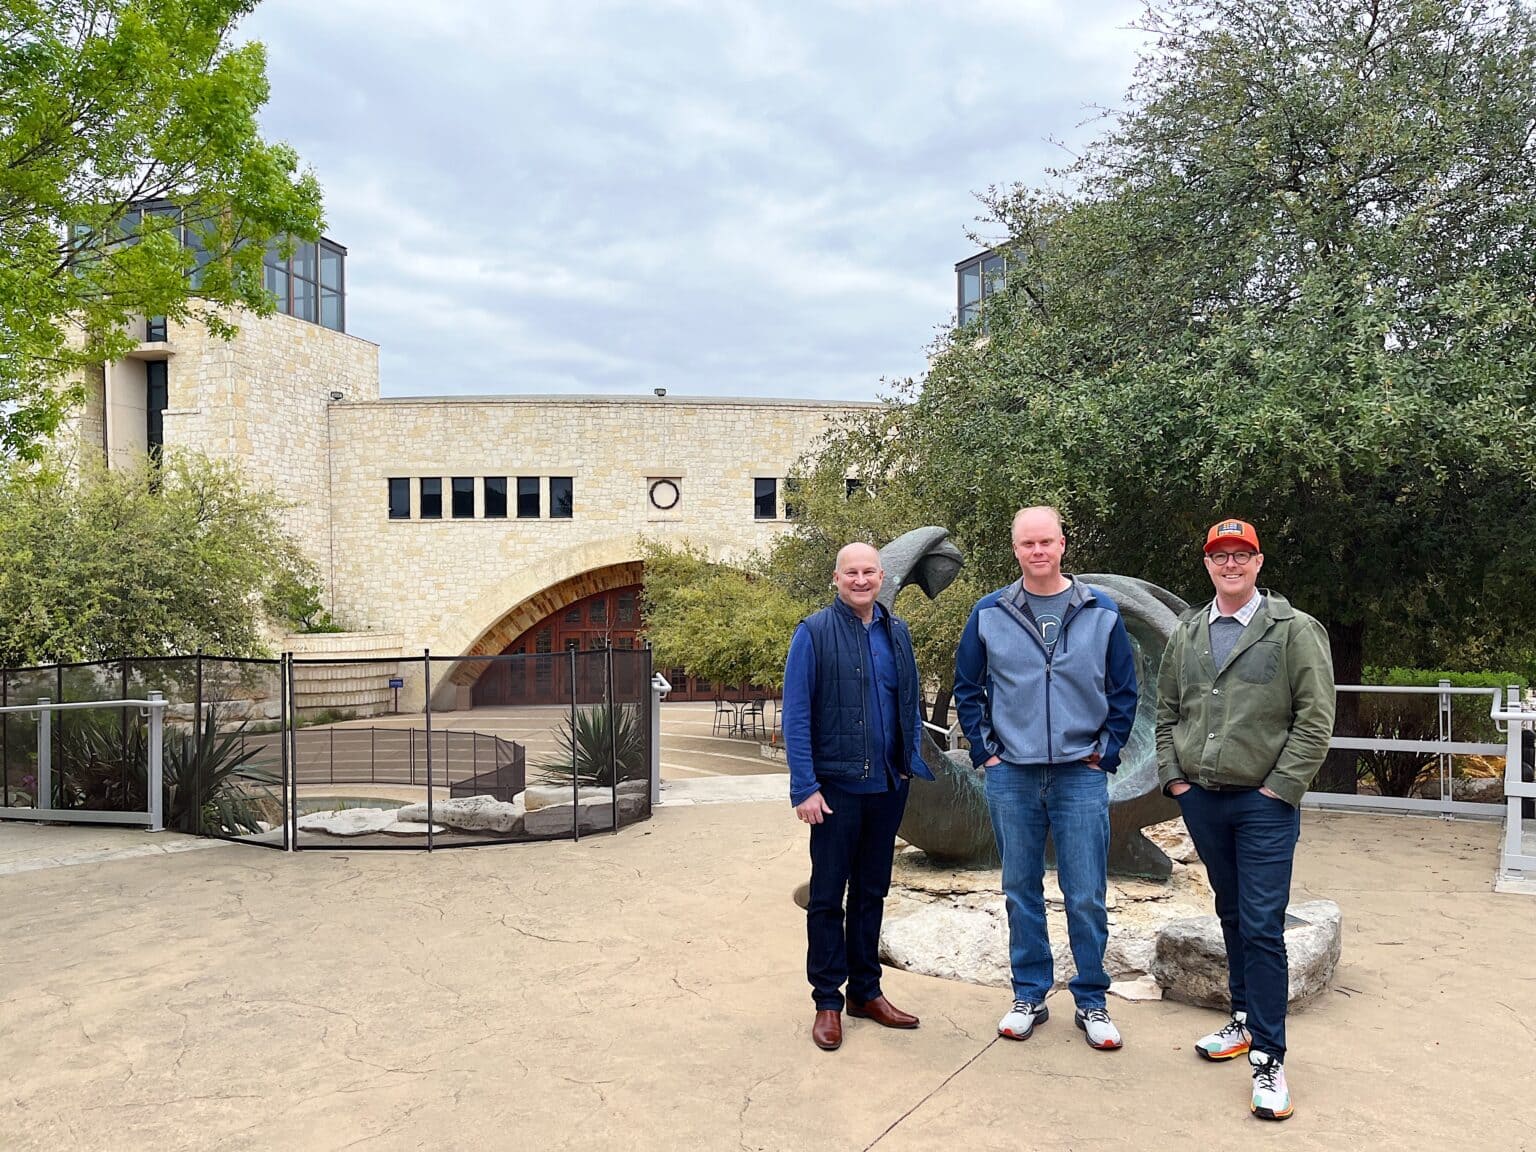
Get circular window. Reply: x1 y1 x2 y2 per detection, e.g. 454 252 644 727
649 479 680 510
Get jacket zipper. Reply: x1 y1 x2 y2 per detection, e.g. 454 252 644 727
1043 599 1083 767
861 619 871 780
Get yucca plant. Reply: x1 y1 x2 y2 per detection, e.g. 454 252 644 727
164 705 278 835
533 703 647 788
54 704 276 834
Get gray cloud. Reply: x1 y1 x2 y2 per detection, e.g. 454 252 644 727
241 0 1146 399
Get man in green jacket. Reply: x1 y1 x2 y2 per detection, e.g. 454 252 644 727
1156 518 1335 1123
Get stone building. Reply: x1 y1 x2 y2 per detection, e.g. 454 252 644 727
67 231 872 711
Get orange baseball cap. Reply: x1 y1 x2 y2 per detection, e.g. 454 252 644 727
1204 518 1261 553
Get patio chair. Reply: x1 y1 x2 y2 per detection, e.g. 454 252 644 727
712 698 737 736
739 698 766 740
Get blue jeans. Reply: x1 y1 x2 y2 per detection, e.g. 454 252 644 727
1176 785 1301 1062
985 763 1111 1010
806 780 909 1011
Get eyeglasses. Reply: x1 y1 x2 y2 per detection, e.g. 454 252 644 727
1206 551 1254 566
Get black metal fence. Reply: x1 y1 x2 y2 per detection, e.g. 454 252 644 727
0 646 655 852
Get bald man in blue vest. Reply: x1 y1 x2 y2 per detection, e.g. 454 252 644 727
783 542 936 1051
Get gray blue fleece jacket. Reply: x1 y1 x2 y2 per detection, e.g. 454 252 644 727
953 577 1138 771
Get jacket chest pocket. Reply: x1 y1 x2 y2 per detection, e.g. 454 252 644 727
1234 641 1281 685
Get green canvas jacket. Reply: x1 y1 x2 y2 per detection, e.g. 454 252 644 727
1155 592 1336 807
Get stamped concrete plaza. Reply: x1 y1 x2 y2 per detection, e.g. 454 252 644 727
2 797 1534 1152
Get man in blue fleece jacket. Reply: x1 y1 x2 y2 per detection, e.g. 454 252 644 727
783 542 934 1052
953 506 1138 1050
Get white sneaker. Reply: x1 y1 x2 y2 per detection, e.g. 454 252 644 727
1074 1006 1123 1050
1249 1051 1293 1121
997 1000 1048 1040
1196 1011 1251 1061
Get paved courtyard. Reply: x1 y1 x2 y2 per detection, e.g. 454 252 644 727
1 804 1533 1151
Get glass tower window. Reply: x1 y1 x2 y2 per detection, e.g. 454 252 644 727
956 250 1007 326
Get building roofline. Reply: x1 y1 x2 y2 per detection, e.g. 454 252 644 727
361 394 880 408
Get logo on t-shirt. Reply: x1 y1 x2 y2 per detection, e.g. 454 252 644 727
1036 611 1062 651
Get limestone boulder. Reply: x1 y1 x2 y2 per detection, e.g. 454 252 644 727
1151 899 1342 1009
1143 817 1200 864
523 785 618 811
396 794 524 835
297 808 439 837
523 790 647 835
879 898 1013 989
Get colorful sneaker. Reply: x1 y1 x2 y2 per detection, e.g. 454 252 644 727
1196 1011 1251 1061
1249 1051 1293 1121
1074 1006 1123 1050
997 1000 1049 1040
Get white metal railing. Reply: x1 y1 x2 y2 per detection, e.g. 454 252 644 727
1306 683 1508 818
1488 686 1536 883
649 673 671 807
922 718 964 751
0 694 167 832
1302 682 1534 885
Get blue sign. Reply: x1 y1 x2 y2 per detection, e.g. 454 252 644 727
388 677 405 689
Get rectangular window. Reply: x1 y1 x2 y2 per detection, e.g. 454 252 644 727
753 477 777 520
320 290 343 331
419 477 442 519
517 476 540 518
388 478 410 519
451 476 474 518
783 477 803 521
145 361 168 460
484 476 508 518
550 476 573 518
145 316 167 342
292 276 317 323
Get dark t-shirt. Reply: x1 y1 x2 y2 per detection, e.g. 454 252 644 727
1024 586 1074 658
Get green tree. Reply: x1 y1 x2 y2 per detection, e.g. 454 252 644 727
823 0 1536 790
0 452 317 664
639 541 810 693
0 0 324 459
757 447 984 726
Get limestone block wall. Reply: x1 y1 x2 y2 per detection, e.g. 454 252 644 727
325 396 871 660
285 631 406 719
158 309 380 570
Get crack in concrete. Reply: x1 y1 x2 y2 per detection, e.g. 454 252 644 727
736 1069 782 1151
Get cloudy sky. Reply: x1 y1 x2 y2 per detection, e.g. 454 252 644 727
240 0 1147 401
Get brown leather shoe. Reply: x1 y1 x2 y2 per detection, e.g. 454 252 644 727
812 1010 843 1050
847 995 920 1029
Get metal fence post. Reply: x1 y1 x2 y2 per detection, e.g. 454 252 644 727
1504 685 1524 877
607 646 618 833
284 655 296 852
36 697 51 810
424 650 434 851
147 692 164 832
195 652 205 833
570 646 580 841
1438 678 1453 817
649 674 668 809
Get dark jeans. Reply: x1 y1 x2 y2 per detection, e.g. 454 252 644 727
1176 785 1301 1062
806 780 909 1011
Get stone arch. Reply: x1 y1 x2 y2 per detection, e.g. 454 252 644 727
428 535 738 709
